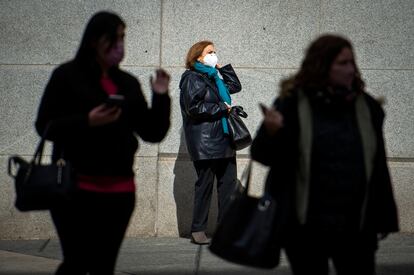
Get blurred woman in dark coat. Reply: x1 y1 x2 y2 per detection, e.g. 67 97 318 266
251 34 398 275
35 11 170 275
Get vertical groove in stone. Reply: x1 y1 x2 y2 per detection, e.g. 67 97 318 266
154 0 165 237
318 0 323 35
159 0 164 67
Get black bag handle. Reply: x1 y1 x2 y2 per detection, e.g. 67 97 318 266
240 160 252 195
7 124 51 178
232 105 248 118
7 156 24 178
32 123 52 165
7 157 14 177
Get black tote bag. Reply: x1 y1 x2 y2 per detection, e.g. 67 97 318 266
209 162 281 269
227 106 252 150
7 125 75 211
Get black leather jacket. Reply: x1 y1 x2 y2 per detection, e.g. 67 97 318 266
179 64 242 161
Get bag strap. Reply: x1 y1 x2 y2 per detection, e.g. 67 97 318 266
232 105 248 118
7 123 53 178
240 160 253 194
32 123 52 165
7 157 14 177
7 156 24 178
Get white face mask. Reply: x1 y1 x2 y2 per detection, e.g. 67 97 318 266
203 53 218 68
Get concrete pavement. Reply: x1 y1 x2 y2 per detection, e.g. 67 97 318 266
0 233 413 275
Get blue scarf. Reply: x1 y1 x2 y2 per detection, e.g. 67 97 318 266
193 61 231 134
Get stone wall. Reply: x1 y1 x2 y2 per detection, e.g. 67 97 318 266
0 0 413 239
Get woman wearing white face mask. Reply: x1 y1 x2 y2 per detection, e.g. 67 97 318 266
35 11 171 274
179 40 242 244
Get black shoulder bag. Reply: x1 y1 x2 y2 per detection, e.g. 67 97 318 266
209 161 281 269
7 125 75 211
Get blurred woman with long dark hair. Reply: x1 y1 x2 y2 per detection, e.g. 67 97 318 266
251 34 399 275
36 11 170 274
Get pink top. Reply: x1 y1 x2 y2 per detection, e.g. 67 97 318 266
78 75 135 193
100 75 118 95
78 175 135 193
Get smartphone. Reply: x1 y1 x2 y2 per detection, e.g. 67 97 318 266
105 94 125 107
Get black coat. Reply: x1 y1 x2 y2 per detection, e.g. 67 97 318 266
35 60 170 177
179 64 242 161
251 90 399 235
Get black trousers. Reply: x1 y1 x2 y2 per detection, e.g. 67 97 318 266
284 226 378 275
191 157 237 232
51 190 135 275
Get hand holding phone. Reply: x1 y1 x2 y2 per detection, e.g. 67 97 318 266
89 104 122 127
105 94 125 108
259 103 284 135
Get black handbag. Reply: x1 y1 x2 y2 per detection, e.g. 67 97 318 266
7 126 75 211
227 106 252 150
209 162 281 269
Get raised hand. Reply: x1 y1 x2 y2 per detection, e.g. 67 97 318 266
260 103 284 136
151 69 171 94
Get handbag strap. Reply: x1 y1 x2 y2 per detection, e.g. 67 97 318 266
32 123 52 165
7 123 54 178
7 156 24 178
232 105 248 118
240 160 253 195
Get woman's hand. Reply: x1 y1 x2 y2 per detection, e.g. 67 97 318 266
151 69 170 94
260 103 284 136
224 102 232 113
88 104 122 127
